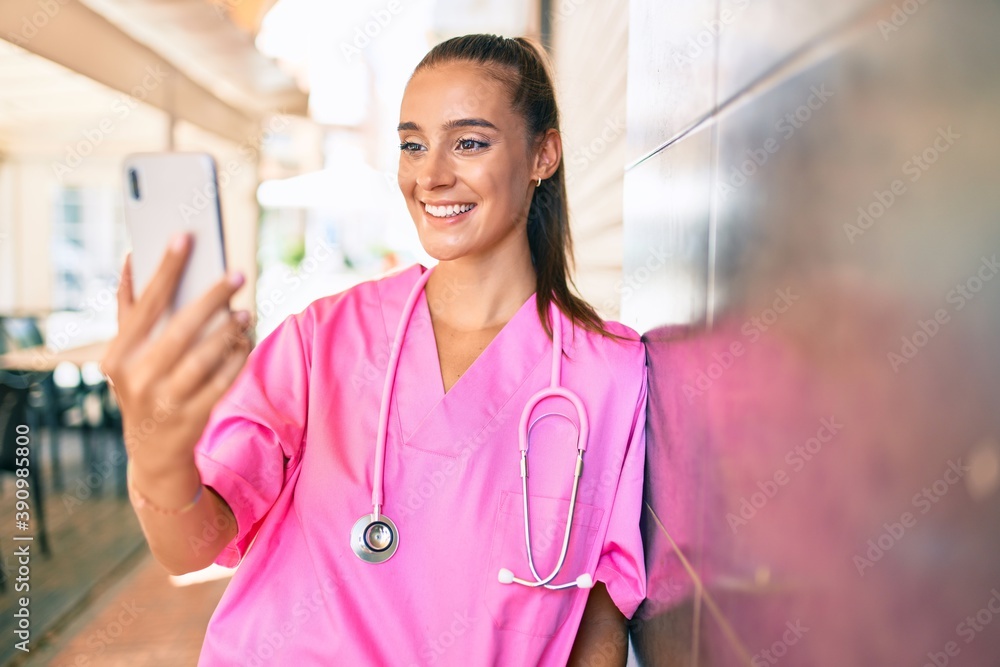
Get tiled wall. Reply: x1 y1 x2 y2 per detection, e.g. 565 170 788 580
624 1 1000 664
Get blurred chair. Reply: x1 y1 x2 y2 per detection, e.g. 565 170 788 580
0 370 53 594
81 360 127 498
1 317 118 496
1 317 68 493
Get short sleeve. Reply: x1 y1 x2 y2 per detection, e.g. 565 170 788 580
193 312 311 568
594 362 648 619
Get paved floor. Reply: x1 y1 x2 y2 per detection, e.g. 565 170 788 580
19 551 231 667
0 403 232 666
0 425 154 666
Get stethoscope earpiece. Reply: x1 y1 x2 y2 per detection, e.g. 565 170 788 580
497 567 595 590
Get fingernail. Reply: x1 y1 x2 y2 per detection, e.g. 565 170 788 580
170 232 189 253
235 310 250 325
228 271 245 287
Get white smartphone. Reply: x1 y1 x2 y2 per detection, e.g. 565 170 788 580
122 152 228 333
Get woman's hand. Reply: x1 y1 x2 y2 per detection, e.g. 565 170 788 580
101 233 253 478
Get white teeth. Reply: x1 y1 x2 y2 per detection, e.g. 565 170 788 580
425 203 475 218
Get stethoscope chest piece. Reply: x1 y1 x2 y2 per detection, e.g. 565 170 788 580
351 512 399 563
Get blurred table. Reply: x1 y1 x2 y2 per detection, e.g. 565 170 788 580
0 341 108 371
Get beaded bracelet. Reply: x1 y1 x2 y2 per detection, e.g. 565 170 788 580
126 460 204 515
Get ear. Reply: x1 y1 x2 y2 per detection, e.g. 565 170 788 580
531 129 562 182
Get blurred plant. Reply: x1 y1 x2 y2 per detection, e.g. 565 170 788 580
283 240 306 268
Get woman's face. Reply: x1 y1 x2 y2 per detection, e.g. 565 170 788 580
397 62 543 264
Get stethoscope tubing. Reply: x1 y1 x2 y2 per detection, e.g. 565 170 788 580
371 267 434 519
357 266 593 590
508 307 592 589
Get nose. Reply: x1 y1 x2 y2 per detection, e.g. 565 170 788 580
414 147 455 191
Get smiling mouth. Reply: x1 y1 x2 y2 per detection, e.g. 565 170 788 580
424 202 476 218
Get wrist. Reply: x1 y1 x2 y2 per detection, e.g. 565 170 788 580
129 446 197 479
127 457 203 515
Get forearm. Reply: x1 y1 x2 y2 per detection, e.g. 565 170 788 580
630 600 698 667
129 455 237 575
569 582 629 666
569 617 629 666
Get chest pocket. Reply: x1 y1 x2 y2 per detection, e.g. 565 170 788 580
483 491 604 637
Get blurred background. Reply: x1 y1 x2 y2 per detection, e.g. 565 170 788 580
0 0 997 665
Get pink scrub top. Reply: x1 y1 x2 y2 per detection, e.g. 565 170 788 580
193 264 648 666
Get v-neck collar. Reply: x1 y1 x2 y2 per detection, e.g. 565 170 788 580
377 264 551 458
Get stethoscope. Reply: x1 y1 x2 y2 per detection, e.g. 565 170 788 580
350 267 594 591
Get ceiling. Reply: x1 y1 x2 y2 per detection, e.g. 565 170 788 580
81 0 303 116
0 0 305 156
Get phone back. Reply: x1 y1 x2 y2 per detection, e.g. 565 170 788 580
122 153 227 315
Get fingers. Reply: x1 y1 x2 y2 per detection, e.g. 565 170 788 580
151 270 245 373
165 311 252 400
187 330 252 416
104 252 134 393
117 253 134 325
112 233 192 358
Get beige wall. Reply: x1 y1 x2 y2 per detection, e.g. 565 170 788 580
0 158 54 312
552 0 629 320
0 158 18 309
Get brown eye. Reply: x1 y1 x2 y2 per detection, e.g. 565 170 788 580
456 138 488 151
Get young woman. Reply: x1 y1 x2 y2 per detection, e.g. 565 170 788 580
102 35 647 666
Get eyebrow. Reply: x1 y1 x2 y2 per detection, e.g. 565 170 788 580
397 118 499 132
